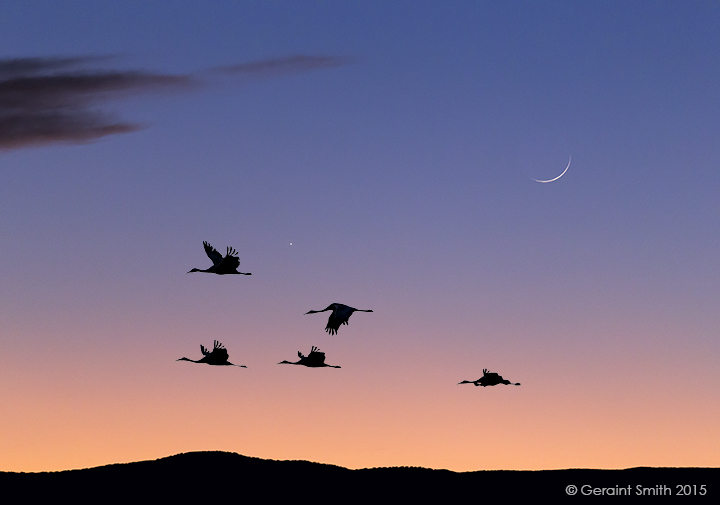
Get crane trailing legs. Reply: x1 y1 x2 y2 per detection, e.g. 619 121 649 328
305 303 373 335
177 340 247 367
458 369 520 387
278 346 341 368
188 241 251 275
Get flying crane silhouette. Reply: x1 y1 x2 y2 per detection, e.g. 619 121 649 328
458 369 520 387
176 340 247 367
305 303 373 335
187 241 251 275
278 346 341 368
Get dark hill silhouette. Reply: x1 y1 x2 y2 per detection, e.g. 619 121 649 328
1 451 717 502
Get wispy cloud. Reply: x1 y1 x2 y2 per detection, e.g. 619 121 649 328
0 57 194 149
0 54 353 150
0 56 113 79
213 54 355 77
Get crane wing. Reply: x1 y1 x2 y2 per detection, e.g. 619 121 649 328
203 242 224 266
308 349 327 364
219 252 240 271
214 346 229 361
213 341 228 358
201 344 210 356
325 313 348 335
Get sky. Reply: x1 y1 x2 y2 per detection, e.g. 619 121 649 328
1 1 719 472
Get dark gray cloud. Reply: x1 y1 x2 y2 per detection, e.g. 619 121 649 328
0 57 194 149
0 56 113 79
0 54 353 150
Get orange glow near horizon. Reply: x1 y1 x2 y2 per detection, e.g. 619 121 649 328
3 320 719 473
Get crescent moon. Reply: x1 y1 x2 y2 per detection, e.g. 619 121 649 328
531 156 571 183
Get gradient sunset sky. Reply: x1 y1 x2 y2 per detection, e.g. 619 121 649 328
2 1 719 472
